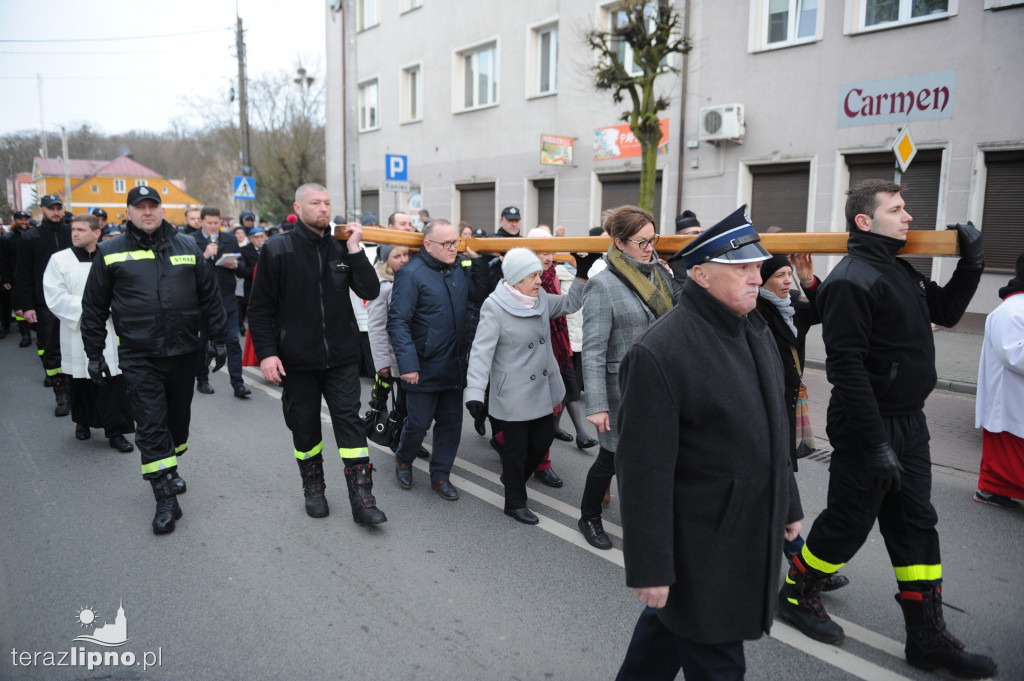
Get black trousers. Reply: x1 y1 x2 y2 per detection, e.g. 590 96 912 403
803 410 941 581
616 607 746 681
35 307 61 375
281 364 368 463
497 414 554 509
0 287 12 332
581 446 616 520
70 375 134 438
119 353 196 480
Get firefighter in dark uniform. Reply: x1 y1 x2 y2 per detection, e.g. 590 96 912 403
1 210 33 341
248 182 386 526
778 179 996 678
81 186 228 535
14 194 72 413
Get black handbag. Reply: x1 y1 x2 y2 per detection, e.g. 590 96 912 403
363 376 403 450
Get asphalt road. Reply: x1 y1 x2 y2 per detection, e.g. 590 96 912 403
1 337 1021 681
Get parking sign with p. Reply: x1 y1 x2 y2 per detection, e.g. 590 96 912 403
386 154 408 181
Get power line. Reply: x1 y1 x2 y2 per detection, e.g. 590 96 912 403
0 27 233 44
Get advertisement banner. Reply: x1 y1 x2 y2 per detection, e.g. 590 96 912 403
540 135 574 166
837 70 955 129
593 119 670 161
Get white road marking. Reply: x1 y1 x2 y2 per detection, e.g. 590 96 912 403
239 368 913 680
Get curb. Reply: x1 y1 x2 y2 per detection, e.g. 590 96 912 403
804 359 976 397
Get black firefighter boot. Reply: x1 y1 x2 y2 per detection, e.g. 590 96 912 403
53 374 70 417
343 461 387 526
18 320 32 347
777 553 846 644
297 456 329 518
149 473 183 535
897 580 997 678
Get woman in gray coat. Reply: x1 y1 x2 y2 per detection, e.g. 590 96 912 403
578 205 684 550
466 248 585 525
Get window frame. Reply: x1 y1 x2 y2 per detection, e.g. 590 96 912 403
749 0 824 52
400 62 423 124
453 38 500 113
401 0 423 13
135 179 149 188
844 0 957 35
526 18 559 99
538 25 559 95
358 77 381 132
358 0 379 31
113 179 126 193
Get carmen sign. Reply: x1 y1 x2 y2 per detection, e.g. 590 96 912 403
837 70 955 129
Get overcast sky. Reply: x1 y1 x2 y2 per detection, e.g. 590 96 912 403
0 0 326 139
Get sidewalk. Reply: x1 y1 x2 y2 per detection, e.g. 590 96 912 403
802 325 986 476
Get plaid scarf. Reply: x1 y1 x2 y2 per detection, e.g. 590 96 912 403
605 245 675 318
541 266 573 372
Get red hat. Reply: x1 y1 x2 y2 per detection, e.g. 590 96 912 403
286 214 298 223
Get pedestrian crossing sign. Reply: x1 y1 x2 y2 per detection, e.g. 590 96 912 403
233 176 256 201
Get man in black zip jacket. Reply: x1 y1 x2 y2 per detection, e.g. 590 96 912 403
14 194 72 414
81 186 228 535
1 210 33 342
778 179 995 679
248 183 386 527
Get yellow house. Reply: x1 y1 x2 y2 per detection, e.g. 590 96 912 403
32 156 200 225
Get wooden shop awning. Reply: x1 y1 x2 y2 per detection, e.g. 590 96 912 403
342 226 959 257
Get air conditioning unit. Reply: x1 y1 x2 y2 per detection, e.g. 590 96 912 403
699 104 745 143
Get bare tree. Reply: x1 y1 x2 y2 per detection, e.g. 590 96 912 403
587 0 690 213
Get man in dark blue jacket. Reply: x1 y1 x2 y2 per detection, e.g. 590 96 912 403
248 183 386 527
190 206 249 397
82 186 228 535
387 219 486 500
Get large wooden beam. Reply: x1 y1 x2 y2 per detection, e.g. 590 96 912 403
342 226 959 256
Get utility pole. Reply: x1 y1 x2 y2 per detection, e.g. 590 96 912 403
37 74 48 157
59 125 71 211
236 15 252 176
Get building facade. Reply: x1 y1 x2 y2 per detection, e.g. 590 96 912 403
327 0 1023 316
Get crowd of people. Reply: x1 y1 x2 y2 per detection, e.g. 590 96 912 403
2 177 1015 680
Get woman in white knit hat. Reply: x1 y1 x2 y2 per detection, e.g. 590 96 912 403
465 248 587 524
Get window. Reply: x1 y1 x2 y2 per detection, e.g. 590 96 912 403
749 163 811 232
401 0 422 12
91 184 99 193
847 0 956 33
358 78 380 132
401 64 422 123
114 179 126 193
135 179 148 187
538 27 558 94
358 0 378 31
456 41 498 111
613 7 644 77
161 186 169 194
768 0 818 44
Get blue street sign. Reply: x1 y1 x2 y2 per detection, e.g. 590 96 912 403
385 155 408 181
233 176 256 201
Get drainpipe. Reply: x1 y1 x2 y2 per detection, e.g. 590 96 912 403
675 0 692 217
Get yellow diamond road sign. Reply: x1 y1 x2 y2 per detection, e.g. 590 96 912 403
892 125 918 173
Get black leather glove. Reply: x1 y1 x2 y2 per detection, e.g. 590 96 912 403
864 443 903 492
466 400 486 423
369 372 392 411
208 342 228 373
946 221 984 270
575 252 602 280
88 357 112 387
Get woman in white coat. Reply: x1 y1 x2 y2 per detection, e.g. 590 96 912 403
465 248 585 524
43 214 134 451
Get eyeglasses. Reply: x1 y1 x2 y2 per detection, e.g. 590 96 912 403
425 239 462 250
625 234 660 250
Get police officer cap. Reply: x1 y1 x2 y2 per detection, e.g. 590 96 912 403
102 224 122 236
248 226 266 236
40 194 63 208
13 210 30 219
500 206 521 220
673 204 770 268
126 186 162 207
91 207 108 218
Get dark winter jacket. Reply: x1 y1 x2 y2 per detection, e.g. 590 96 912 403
247 220 379 371
81 220 227 361
616 279 802 644
190 229 244 302
13 218 72 311
387 248 487 392
818 229 981 452
0 227 27 287
755 280 820 470
239 242 261 302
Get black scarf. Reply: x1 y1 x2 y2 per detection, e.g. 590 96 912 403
998 277 1024 300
